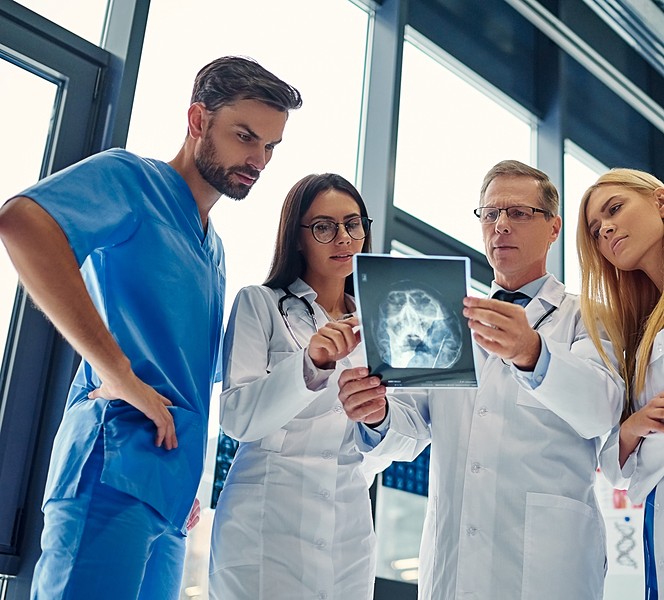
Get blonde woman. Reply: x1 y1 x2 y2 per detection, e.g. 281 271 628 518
578 168 664 599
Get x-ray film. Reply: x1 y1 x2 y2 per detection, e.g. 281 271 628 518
353 254 477 388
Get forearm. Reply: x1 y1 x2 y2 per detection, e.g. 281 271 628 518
0 198 133 384
516 336 623 438
619 427 642 468
220 351 319 441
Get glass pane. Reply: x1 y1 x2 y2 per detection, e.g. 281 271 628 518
0 58 58 366
14 0 109 45
126 2 371 596
394 32 534 254
375 482 427 584
562 144 607 295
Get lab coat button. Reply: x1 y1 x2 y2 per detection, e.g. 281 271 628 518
333 404 344 414
471 462 481 473
320 489 330 499
656 503 660 511
315 538 327 549
478 407 488 416
318 592 328 600
466 527 477 536
322 450 334 460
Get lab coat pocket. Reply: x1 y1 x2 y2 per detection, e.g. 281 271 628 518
260 428 287 452
211 482 262 568
522 492 605 600
516 386 546 410
266 350 295 372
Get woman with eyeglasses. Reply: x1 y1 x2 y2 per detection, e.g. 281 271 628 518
578 168 664 599
208 173 387 600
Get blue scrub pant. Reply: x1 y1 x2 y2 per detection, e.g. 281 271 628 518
31 437 186 600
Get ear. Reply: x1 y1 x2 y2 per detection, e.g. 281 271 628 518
549 214 562 242
655 187 664 217
187 102 208 140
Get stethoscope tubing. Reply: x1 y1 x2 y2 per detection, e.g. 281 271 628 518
278 287 319 349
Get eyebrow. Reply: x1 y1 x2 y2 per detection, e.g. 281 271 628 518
587 194 619 231
236 122 282 147
310 212 361 221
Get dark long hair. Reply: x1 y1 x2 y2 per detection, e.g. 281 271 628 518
264 173 372 295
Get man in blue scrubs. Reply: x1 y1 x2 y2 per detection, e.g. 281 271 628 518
0 56 301 600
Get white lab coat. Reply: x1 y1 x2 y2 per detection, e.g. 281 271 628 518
357 274 624 600
608 328 664 592
209 279 389 600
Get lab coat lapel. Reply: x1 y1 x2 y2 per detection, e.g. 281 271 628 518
524 274 565 330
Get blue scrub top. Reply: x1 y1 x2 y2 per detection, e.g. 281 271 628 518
19 148 225 530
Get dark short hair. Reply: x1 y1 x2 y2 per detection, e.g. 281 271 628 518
264 173 371 295
190 56 302 113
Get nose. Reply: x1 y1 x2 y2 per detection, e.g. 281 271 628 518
494 211 511 234
336 224 352 244
600 223 615 238
247 149 267 172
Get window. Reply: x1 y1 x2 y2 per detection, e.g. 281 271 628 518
562 143 607 294
13 0 109 45
0 59 57 365
393 30 535 254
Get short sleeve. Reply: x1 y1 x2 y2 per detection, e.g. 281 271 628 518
16 149 141 266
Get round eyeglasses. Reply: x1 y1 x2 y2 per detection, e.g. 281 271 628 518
473 205 551 224
300 216 373 244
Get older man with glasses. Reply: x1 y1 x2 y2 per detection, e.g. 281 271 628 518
338 159 624 600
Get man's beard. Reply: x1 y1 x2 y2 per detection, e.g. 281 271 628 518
194 133 260 200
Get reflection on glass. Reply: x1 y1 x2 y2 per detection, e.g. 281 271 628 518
563 143 607 295
14 0 109 45
0 58 57 368
394 30 533 253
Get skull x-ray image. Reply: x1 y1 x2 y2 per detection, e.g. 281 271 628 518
353 254 477 388
376 284 462 369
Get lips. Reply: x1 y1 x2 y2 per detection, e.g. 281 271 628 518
234 172 257 186
232 168 260 186
610 235 626 254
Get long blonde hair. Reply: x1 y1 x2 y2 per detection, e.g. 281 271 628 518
577 168 664 419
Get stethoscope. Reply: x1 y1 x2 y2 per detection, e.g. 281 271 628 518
532 305 557 331
278 287 319 349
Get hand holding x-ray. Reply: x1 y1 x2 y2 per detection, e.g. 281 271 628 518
462 296 541 370
338 366 387 426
